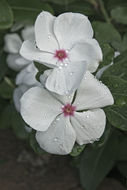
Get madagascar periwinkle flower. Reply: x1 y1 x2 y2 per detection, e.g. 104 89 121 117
13 63 39 112
20 71 114 155
4 26 34 71
20 11 102 95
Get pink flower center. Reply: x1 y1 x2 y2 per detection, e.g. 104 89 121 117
54 49 68 61
62 104 76 117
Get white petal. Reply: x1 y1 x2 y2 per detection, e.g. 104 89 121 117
74 71 114 110
20 86 62 131
13 85 29 112
35 11 58 52
54 12 93 49
4 34 22 54
16 63 38 86
45 61 87 95
71 109 106 145
21 26 35 41
40 71 74 104
39 69 52 86
20 40 57 68
7 54 29 71
70 39 102 73
36 114 76 155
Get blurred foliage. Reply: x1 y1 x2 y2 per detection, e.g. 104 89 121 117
0 0 127 190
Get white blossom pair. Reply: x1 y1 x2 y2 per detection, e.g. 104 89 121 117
19 11 114 155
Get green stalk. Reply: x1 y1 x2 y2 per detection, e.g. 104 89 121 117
98 0 111 23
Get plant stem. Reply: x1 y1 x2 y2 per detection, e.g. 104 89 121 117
97 0 111 23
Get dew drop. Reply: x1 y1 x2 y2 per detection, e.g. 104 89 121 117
60 62 63 66
65 91 69 95
56 117 60 121
70 72 73 76
54 137 58 142
86 115 89 118
64 63 68 67
59 66 62 70
48 34 51 39
68 95 71 99
89 140 93 144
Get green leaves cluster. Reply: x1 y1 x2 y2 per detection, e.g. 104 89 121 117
80 128 127 190
0 0 54 30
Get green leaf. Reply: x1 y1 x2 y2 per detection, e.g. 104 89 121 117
101 75 127 104
111 7 127 24
34 62 50 82
7 0 54 26
92 21 121 49
70 143 85 157
80 129 119 190
0 51 8 81
0 78 14 99
117 162 127 178
107 0 127 10
118 134 127 161
29 131 45 155
0 103 13 129
98 44 114 69
0 0 13 29
67 1 95 15
100 60 127 131
0 98 7 115
101 53 127 81
11 109 29 140
46 0 76 5
105 105 127 131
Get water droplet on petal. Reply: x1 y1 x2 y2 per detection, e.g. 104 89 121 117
81 126 84 129
89 140 93 144
59 66 62 70
48 34 51 39
64 63 68 67
56 117 60 121
65 91 69 95
54 137 58 142
70 72 73 76
65 50 69 53
86 115 89 118
68 95 71 99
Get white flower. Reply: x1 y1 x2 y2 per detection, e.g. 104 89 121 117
13 63 39 112
4 26 34 71
20 11 102 95
20 71 114 155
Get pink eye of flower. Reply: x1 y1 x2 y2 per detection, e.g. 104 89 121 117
54 49 68 61
62 103 76 117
